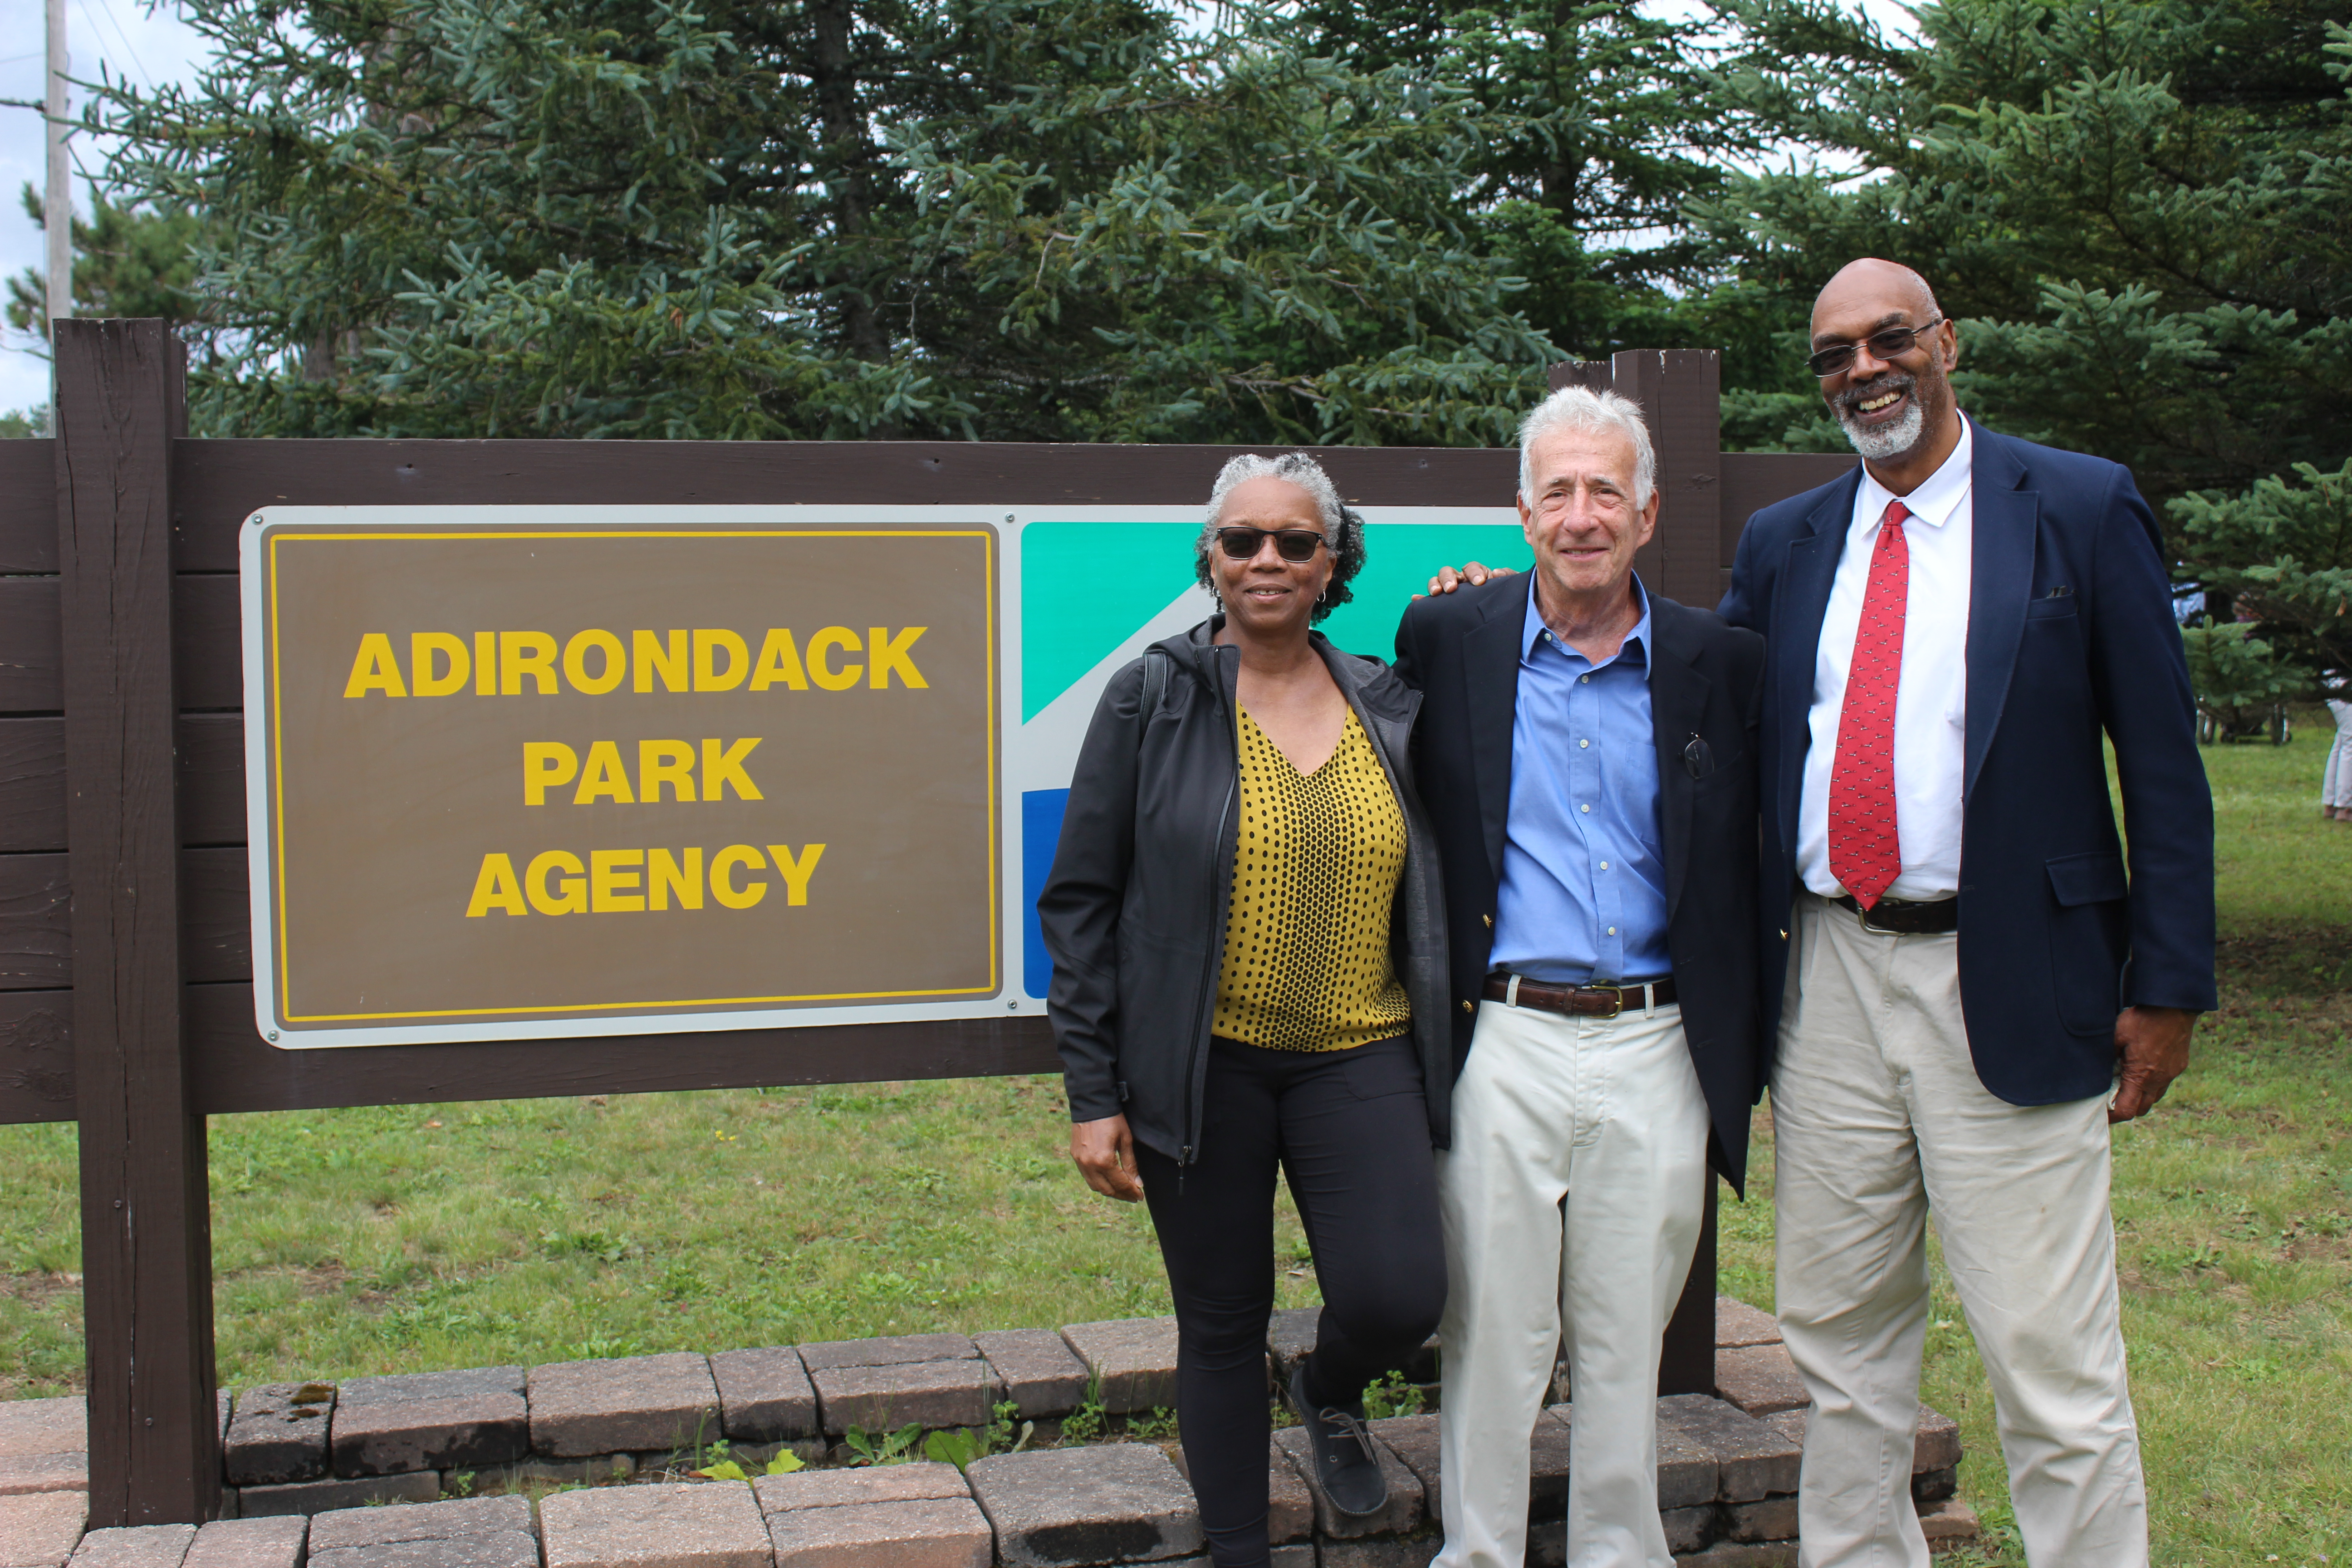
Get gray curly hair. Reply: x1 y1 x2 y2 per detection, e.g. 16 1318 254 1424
1192 453 1367 625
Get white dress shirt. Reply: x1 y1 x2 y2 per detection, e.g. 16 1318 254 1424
1798 416 1975 900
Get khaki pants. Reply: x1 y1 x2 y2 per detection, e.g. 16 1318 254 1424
1773 893 2148 1568
1435 996 1709 1568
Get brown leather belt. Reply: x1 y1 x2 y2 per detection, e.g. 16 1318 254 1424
1481 974 1676 1018
1829 893 1959 935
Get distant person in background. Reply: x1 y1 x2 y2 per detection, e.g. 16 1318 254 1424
1039 453 1453 1568
2324 677 2352 823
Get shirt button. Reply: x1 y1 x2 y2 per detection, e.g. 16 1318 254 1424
1607 926 1617 936
1580 803 1591 813
1580 674 1591 684
1579 739 1589 749
1600 861 1609 870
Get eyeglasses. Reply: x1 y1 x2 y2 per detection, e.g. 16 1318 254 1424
1806 315 1945 377
1216 527 1329 563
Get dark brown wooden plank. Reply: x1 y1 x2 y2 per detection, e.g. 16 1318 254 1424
186 980 1061 1112
0 988 74 1125
1720 451 1857 568
1659 1182 1719 1396
0 577 62 713
55 319 220 1526
0 851 70 987
0 438 57 573
172 575 241 711
180 847 249 984
172 439 1525 571
0 716 65 852
1614 349 1724 610
178 714 245 847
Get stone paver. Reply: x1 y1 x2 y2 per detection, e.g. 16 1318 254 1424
972 1331 1088 1421
0 1491 86 1568
1919 1496 1981 1553
1662 1504 1715 1554
796 1334 977 1372
233 1471 441 1518
1726 1495 1799 1543
540 1481 770 1568
1264 1309 1319 1383
528 1353 721 1458
1674 1543 1797 1568
1641 1401 1721 1509
309 1496 529 1552
810 1360 996 1437
1169 1442 1313 1545
765 1496 992 1568
753 1460 968 1512
1656 1394 1800 1503
1913 1466 1958 1504
1364 1413 1441 1522
222 1386 335 1487
63 1526 195 1568
1057 1319 1179 1415
0 1402 85 1462
181 1518 307 1568
709 1348 818 1442
331 1367 527 1477
1316 1536 1442 1568
1759 1404 1960 1474
1715 1296 1783 1349
1273 1423 1422 1541
968 1443 1204 1567
1713 1343 1808 1417
0 1454 86 1498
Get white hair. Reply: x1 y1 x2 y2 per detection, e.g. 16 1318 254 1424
1202 451 1345 536
1517 385 1656 511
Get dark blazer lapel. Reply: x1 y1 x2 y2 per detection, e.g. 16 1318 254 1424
1965 430 2038 799
1772 472 1859 850
1463 575 1528 883
1647 602 1708 921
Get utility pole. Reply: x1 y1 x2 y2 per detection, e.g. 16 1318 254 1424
46 0 72 334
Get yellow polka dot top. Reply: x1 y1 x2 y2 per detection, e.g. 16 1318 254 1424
1213 708 1414 1052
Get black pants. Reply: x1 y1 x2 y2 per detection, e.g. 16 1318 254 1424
1136 1034 1446 1568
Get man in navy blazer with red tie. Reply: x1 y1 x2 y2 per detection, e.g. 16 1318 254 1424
1717 260 2215 1567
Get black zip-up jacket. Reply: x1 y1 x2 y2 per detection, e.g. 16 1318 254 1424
1038 619 1454 1166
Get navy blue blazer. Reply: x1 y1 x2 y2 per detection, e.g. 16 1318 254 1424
1719 426 2217 1106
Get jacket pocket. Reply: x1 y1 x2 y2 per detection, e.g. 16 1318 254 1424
2045 851 2127 1034
2046 851 2127 906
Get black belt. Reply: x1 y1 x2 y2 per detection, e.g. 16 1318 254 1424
1829 893 1958 935
1482 974 1676 1018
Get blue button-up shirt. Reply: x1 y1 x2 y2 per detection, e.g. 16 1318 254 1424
1490 575 1672 984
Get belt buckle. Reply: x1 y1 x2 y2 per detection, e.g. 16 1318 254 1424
1856 902 1902 937
1580 984 1625 1019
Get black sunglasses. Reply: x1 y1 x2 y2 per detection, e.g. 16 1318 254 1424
1217 527 1329 563
1806 314 1945 377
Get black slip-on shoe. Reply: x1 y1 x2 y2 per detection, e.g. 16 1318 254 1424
1287 1364 1388 1518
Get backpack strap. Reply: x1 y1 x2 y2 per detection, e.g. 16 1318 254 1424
1139 646 1170 725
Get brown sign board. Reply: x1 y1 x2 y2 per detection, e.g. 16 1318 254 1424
242 508 1000 1046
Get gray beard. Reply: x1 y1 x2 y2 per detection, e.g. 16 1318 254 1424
1840 398 1925 460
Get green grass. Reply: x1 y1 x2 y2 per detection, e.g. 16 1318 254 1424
2 719 2346 1566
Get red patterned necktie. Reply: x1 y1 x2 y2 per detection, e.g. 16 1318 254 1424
1829 500 1911 910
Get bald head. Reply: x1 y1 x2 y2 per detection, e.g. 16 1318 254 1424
1812 258 1940 340
1808 257 1962 480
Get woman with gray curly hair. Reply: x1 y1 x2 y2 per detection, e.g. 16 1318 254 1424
1039 452 1453 1564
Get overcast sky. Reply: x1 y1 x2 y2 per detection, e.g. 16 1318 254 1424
0 0 1920 418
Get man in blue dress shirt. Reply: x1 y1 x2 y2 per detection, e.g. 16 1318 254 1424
1395 385 1766 1568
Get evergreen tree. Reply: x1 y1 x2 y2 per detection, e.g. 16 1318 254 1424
88 0 1557 443
5 188 212 340
1696 0 2350 681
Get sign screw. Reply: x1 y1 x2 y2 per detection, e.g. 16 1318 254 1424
265 1031 278 1042
1004 514 1015 524
249 515 262 527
